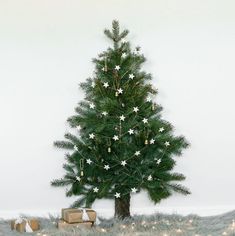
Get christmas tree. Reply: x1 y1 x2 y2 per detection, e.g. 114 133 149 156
51 20 190 219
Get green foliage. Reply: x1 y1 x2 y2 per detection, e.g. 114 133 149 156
51 20 190 209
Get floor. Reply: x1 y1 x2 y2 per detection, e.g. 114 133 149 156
1 211 235 236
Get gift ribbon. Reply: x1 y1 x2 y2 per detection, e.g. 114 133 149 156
96 217 101 225
81 208 100 224
14 217 33 233
81 208 90 221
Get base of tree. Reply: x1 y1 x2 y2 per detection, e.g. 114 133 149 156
114 193 131 219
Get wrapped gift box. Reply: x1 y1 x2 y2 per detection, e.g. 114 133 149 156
11 219 40 233
62 208 96 224
57 220 92 229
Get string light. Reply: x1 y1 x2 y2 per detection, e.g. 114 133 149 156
46 218 235 235
231 220 235 230
176 228 182 233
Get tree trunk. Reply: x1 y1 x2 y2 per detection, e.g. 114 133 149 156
114 193 131 219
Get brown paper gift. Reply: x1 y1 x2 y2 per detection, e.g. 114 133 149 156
57 220 92 229
62 208 96 223
11 219 40 233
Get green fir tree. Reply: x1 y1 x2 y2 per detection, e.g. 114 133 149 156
51 20 190 219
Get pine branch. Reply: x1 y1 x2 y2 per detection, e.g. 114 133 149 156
64 133 80 144
54 141 74 150
167 183 191 195
63 163 75 174
51 178 71 187
70 197 86 208
119 29 129 40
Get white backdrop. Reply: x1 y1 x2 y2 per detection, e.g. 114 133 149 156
1 0 235 218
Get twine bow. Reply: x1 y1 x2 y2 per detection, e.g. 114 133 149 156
81 208 90 221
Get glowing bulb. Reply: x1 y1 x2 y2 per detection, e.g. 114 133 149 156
232 220 235 229
176 228 182 233
222 232 227 235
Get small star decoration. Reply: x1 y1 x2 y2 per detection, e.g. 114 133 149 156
115 65 120 71
120 115 125 121
93 187 99 193
135 151 140 156
102 111 108 116
115 192 121 198
103 82 109 88
89 103 95 109
91 82 95 88
131 187 137 193
104 165 110 170
121 160 127 166
128 129 134 135
156 159 161 165
142 118 148 124
159 127 165 132
117 88 123 94
89 133 95 139
165 141 170 147
147 175 153 181
133 107 139 113
121 52 127 58
150 139 155 144
113 135 119 141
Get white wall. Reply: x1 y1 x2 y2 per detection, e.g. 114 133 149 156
1 0 235 218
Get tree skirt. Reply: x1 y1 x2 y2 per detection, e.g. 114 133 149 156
1 211 235 236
